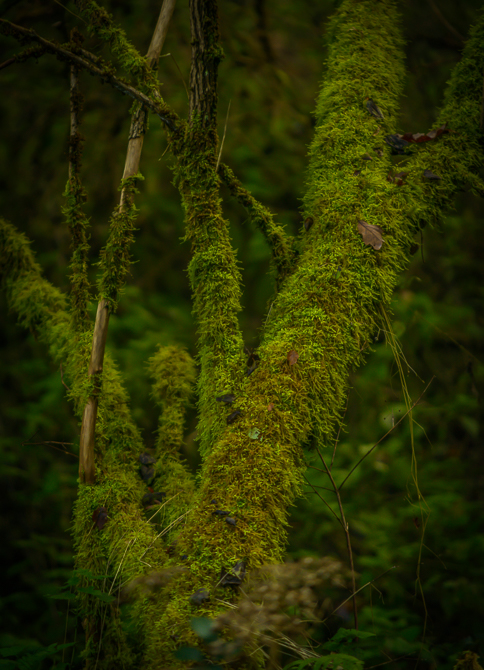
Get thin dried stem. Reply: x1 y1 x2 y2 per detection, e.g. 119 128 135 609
330 392 350 470
338 377 434 492
78 0 177 484
314 445 358 630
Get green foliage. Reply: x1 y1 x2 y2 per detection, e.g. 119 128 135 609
0 641 74 670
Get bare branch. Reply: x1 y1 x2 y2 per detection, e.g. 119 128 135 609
0 44 45 70
218 161 297 287
78 0 178 485
146 0 176 65
0 18 179 131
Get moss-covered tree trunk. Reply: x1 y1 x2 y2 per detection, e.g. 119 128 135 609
1 0 483 667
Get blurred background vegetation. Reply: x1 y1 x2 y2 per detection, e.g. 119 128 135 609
0 0 483 668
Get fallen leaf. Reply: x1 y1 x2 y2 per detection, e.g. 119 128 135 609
139 452 156 465
267 402 274 411
287 350 299 366
225 517 237 526
387 170 408 186
216 394 235 404
357 219 384 250
220 560 246 586
92 506 108 530
366 98 384 119
384 134 409 154
142 491 166 506
409 243 419 255
304 216 314 232
139 464 155 482
385 124 450 154
212 510 230 516
227 409 242 424
190 588 210 606
402 123 449 143
423 169 441 181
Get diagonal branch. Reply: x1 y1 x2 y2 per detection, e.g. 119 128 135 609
0 43 46 70
218 161 297 287
0 17 179 131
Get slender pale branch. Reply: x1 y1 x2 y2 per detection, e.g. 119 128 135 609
78 0 177 485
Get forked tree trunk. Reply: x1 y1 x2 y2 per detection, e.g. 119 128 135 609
0 0 483 667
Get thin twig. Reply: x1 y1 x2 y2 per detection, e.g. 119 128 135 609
427 0 464 43
303 474 345 529
170 52 189 99
331 392 350 470
315 444 358 630
22 441 77 458
60 363 71 391
320 566 396 624
338 377 434 492
216 99 231 171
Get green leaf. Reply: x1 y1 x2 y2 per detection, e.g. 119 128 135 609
313 653 364 670
330 629 376 642
47 591 77 601
77 586 116 603
191 617 219 643
173 646 205 662
248 428 260 440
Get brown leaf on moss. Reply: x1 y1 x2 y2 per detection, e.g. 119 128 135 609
387 170 408 186
267 402 274 411
365 98 384 119
357 219 384 250
216 394 235 404
139 464 155 482
92 506 108 530
423 169 442 181
139 452 156 465
385 123 450 154
190 588 210 605
287 350 299 366
303 217 313 232
227 409 242 424
402 122 450 143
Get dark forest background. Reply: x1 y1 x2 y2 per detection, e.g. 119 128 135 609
0 0 483 668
